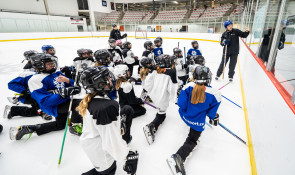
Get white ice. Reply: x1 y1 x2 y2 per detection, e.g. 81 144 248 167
0 36 250 175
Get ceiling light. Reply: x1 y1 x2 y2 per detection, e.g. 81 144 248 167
173 1 178 4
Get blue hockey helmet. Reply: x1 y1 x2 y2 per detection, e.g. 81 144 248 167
41 45 55 55
224 20 233 29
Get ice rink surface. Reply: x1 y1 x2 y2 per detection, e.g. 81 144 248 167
0 36 251 175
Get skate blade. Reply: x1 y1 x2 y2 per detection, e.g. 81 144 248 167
7 97 14 104
3 105 10 119
9 127 18 140
143 126 153 145
167 158 182 175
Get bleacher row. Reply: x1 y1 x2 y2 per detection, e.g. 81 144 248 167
101 3 244 23
230 3 245 17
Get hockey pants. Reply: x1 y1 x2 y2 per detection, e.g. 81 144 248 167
10 95 40 117
176 128 202 162
34 99 81 135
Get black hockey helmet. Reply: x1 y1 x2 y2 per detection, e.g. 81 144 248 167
77 48 88 57
156 36 163 43
144 41 154 50
24 50 38 60
86 49 93 54
94 49 112 66
192 55 205 66
80 66 113 95
140 56 154 69
123 41 131 49
109 38 116 48
155 54 175 68
191 40 199 49
173 48 183 58
31 53 57 74
112 24 117 28
154 38 161 47
193 65 212 85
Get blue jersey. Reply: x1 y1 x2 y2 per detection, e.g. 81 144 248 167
28 71 74 117
187 48 202 57
8 70 36 103
153 47 163 57
177 82 221 132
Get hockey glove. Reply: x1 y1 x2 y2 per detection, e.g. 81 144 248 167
278 41 284 50
209 113 219 126
21 89 30 99
222 40 230 46
53 86 81 99
122 33 127 38
124 151 139 175
182 64 188 69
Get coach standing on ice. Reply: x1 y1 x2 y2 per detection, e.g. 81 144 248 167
215 20 249 81
109 24 127 41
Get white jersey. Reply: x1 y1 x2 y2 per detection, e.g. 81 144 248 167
73 57 94 72
124 50 136 64
175 57 186 77
80 96 129 172
188 64 202 79
144 69 178 111
106 46 123 63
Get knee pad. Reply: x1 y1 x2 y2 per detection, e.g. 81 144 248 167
120 105 134 117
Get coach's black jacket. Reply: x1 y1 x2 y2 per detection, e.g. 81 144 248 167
109 29 125 40
221 28 249 55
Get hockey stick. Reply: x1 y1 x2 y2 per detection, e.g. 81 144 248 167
58 64 80 165
143 100 159 109
205 121 212 128
184 47 186 64
206 122 246 145
219 123 247 145
279 78 295 83
222 45 227 79
218 82 231 90
222 95 242 109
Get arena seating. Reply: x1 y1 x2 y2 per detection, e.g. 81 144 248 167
142 11 154 22
122 11 146 22
189 8 205 21
153 10 187 22
199 4 232 20
230 3 244 17
101 11 121 22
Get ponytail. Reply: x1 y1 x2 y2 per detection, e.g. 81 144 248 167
156 66 165 74
116 78 127 90
140 68 150 80
76 92 97 117
94 62 100 67
191 84 206 104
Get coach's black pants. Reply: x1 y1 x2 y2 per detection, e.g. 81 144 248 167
216 54 238 78
176 128 202 162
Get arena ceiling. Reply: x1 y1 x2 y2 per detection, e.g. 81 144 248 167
115 0 242 11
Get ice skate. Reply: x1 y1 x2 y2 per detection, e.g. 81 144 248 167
143 123 156 145
167 154 186 175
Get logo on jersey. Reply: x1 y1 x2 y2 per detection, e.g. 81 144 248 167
192 51 197 55
53 77 65 89
157 50 162 55
81 63 88 70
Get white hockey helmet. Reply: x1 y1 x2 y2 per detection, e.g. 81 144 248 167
114 64 130 79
